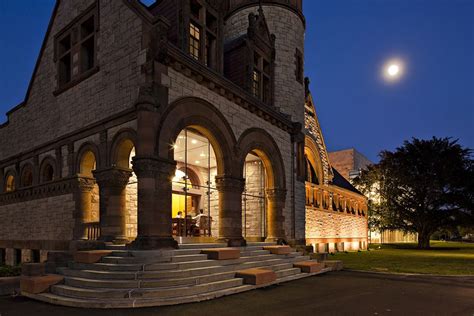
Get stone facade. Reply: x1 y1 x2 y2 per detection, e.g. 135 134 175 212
0 0 368 265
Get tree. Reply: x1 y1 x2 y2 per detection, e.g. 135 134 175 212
354 137 473 249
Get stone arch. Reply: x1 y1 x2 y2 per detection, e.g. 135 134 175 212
236 128 286 190
39 156 56 183
110 128 137 169
236 128 287 241
157 97 237 176
3 169 16 192
76 142 100 177
20 162 34 188
177 165 202 188
304 135 324 185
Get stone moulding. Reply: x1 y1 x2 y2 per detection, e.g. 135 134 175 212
0 176 90 206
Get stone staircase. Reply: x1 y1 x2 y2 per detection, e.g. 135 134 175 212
23 243 332 308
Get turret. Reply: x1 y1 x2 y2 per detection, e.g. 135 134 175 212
224 0 306 123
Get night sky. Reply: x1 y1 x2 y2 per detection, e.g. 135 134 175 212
0 0 472 162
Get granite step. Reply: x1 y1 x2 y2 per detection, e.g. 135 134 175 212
26 270 325 309
52 278 244 300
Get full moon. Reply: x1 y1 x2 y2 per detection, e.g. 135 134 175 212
382 59 404 82
387 64 400 77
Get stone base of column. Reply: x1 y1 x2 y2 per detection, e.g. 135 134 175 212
69 240 107 251
216 237 247 247
265 237 287 244
127 236 178 250
99 235 129 245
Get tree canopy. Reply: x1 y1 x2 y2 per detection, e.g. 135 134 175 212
355 137 473 248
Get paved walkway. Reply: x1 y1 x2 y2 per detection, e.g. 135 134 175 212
0 271 472 316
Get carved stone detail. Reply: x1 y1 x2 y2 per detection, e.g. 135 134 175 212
215 175 245 193
266 188 287 201
132 156 176 179
93 168 132 189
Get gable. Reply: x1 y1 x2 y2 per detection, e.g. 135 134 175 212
304 91 333 185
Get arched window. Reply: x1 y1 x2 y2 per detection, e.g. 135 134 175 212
42 163 54 183
21 165 34 188
5 174 15 192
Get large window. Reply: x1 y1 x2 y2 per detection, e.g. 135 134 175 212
188 0 217 69
55 4 98 92
172 128 218 238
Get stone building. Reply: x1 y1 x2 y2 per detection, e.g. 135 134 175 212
0 0 368 267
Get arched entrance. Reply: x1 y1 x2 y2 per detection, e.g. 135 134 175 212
75 144 99 240
171 128 218 240
242 152 267 241
237 128 287 242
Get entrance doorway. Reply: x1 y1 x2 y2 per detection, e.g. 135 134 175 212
172 128 218 238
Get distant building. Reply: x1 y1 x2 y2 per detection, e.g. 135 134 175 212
328 148 372 181
328 148 417 244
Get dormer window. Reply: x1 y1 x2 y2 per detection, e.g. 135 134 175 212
188 0 218 69
54 3 98 94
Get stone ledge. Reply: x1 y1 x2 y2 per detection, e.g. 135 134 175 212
263 245 292 255
73 250 112 264
201 248 240 260
20 274 64 294
322 260 343 271
235 268 277 285
294 261 325 273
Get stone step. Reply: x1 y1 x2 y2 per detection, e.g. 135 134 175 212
178 243 227 249
27 264 328 309
100 256 171 264
52 278 243 300
59 255 310 282
275 268 302 278
62 260 298 290
71 262 146 272
171 254 209 263
139 256 310 279
239 249 270 256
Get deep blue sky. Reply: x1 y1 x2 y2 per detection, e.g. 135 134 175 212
0 1 473 161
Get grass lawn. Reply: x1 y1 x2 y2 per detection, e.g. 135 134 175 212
331 241 474 275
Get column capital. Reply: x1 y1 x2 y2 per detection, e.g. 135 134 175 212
132 156 176 179
93 167 132 188
215 175 245 193
265 188 287 201
74 176 96 192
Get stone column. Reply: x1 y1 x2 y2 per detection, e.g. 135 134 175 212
73 176 96 240
129 157 178 249
93 167 132 244
266 188 287 242
215 175 246 247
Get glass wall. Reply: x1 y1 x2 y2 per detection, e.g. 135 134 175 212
172 128 218 237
